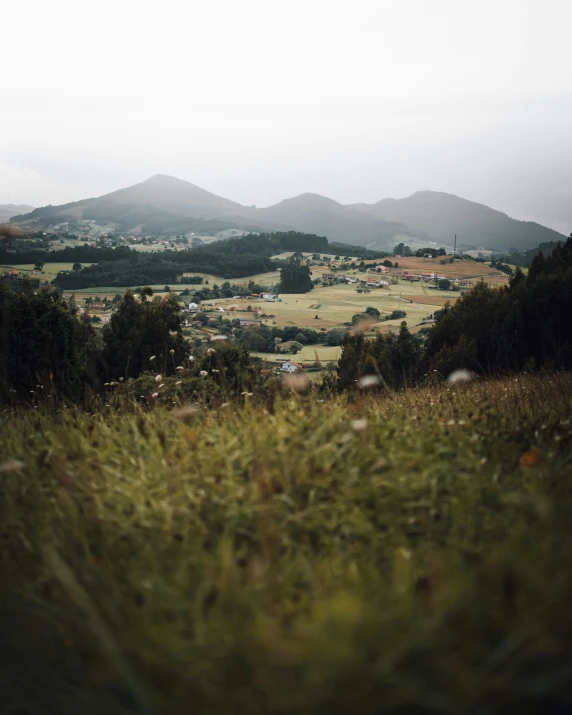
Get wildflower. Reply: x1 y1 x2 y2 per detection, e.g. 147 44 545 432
158 384 164 388
175 380 182 385
170 349 175 355
189 355 195 361
358 375 380 389
200 370 208 377
285 372 310 394
0 459 25 473
151 392 159 398
176 366 184 371
351 418 368 431
150 355 156 361
118 377 124 382
155 375 162 383
212 369 219 373
207 348 215 355
447 369 472 384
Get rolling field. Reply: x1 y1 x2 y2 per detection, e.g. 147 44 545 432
201 282 442 329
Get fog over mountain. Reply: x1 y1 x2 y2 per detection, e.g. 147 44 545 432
12 174 564 251
1 1 571 236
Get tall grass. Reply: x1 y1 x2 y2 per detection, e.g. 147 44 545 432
1 374 572 714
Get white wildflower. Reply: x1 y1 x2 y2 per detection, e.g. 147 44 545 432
207 348 215 355
155 374 162 383
150 355 156 361
351 418 368 431
357 375 380 389
200 370 208 377
447 369 472 384
175 380 182 385
170 349 175 355
151 392 159 398
176 366 184 371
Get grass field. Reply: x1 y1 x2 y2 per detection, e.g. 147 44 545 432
202 282 441 329
2 373 572 713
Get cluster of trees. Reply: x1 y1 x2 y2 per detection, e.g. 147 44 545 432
393 243 448 258
277 255 313 293
0 244 135 265
337 236 572 388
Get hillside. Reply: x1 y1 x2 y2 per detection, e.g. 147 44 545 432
0 203 34 223
255 192 426 247
3 374 572 713
349 190 565 250
10 177 565 250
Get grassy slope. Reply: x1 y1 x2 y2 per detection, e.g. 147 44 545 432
2 374 572 714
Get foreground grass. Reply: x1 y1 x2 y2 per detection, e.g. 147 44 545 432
2 375 572 714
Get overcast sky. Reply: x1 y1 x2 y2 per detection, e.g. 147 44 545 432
1 0 571 233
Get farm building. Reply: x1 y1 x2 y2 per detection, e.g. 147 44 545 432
281 360 303 373
239 319 262 327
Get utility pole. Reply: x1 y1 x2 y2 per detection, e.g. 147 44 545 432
453 234 457 257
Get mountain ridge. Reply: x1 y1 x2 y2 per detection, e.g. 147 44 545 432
10 176 565 251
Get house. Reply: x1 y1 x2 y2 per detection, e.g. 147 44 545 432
420 272 435 281
100 313 112 324
188 302 199 311
91 302 106 309
9 268 18 275
261 292 275 300
281 360 303 373
239 318 262 326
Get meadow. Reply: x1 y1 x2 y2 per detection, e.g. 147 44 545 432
2 373 572 714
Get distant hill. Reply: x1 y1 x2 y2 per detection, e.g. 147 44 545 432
11 177 565 250
254 193 427 247
0 204 34 223
348 190 564 250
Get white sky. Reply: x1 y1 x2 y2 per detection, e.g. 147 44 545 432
1 0 571 232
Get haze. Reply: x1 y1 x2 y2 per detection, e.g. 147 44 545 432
1 0 571 233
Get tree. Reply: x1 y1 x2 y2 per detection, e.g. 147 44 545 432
164 286 171 293
34 260 44 270
72 262 82 271
365 306 381 318
438 278 451 291
325 327 346 346
278 256 313 293
100 291 186 380
0 285 100 402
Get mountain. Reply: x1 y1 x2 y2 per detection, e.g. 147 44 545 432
11 177 565 251
348 191 565 250
0 204 34 223
254 193 427 246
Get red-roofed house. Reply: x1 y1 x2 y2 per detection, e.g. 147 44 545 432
281 360 303 373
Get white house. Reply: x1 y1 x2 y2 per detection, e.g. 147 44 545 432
188 302 199 311
281 360 303 373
